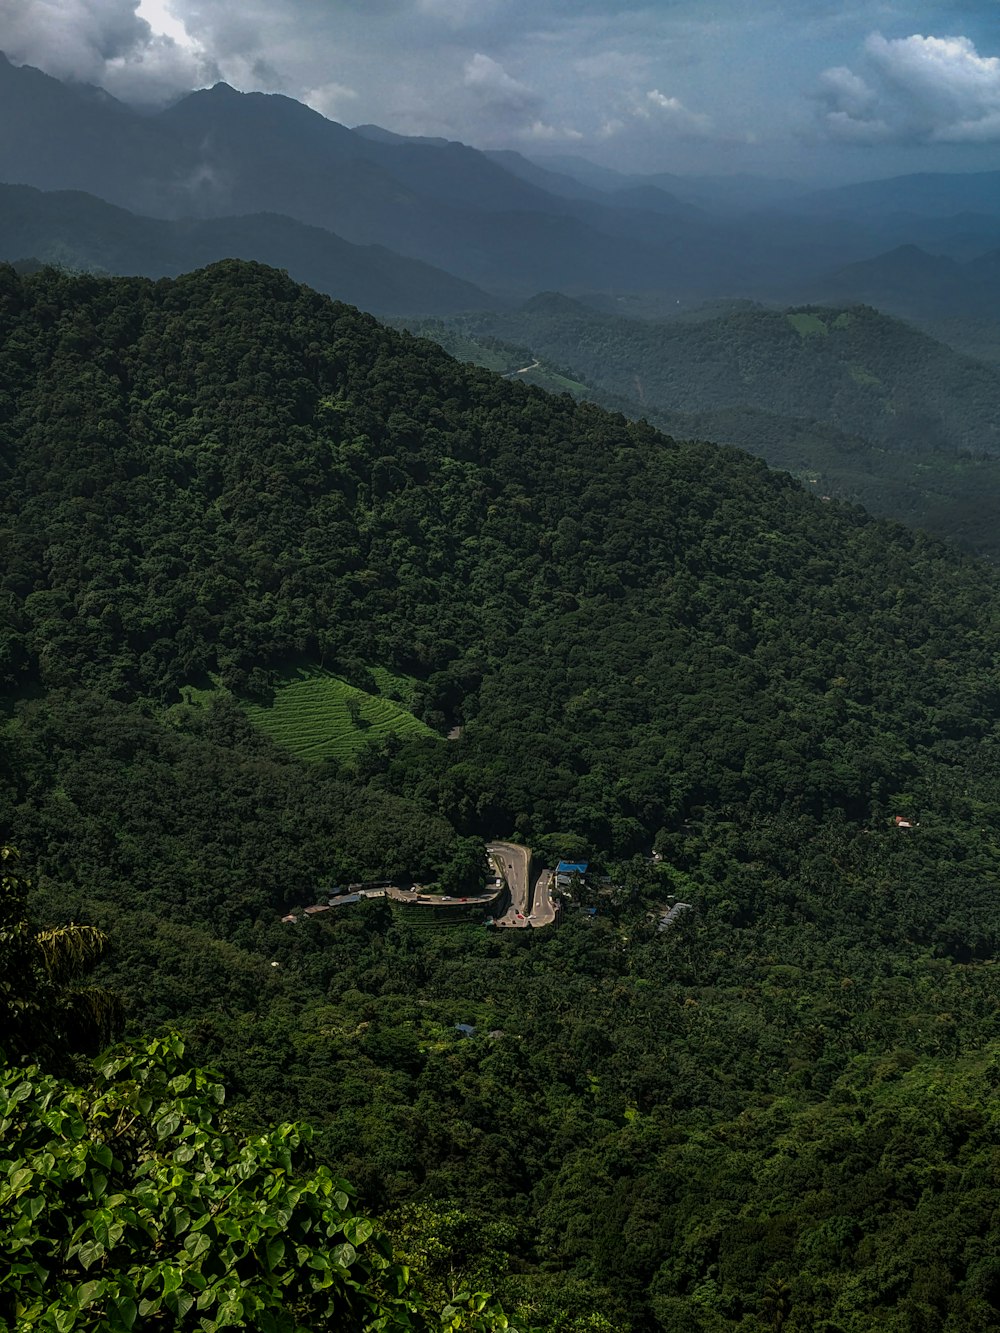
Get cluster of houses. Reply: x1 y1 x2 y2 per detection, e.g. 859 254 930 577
280 854 696 935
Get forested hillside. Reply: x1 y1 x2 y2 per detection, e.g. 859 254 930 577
403 314 1000 561
2 262 999 1331
452 297 1000 456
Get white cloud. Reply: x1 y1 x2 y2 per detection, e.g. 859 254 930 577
817 32 1000 144
0 0 217 103
303 80 359 119
464 52 531 99
818 65 876 118
462 51 542 126
136 0 195 49
523 118 584 141
643 88 712 135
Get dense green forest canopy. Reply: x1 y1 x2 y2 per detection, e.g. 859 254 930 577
442 296 1000 457
2 262 999 1331
401 303 1000 561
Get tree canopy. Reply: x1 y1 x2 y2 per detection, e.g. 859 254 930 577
2 261 999 1331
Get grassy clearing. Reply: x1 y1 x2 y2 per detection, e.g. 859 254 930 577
244 668 438 762
521 365 591 396
787 312 828 337
179 681 220 707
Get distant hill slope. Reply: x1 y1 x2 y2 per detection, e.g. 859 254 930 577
815 243 1000 327
405 313 1000 561
2 53 975 302
0 183 493 315
792 169 1000 219
454 296 1000 456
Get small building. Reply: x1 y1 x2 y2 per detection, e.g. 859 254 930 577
658 902 692 932
454 1023 477 1037
894 815 917 830
555 860 589 890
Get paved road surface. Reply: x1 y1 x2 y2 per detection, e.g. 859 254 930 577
528 868 557 927
488 841 532 928
489 844 561 929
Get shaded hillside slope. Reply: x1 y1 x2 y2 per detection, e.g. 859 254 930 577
4 261 1000 849
0 183 493 315
403 315 1000 561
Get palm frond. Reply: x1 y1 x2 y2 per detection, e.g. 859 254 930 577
34 924 109 980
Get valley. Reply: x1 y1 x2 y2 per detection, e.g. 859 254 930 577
2 42 1000 1333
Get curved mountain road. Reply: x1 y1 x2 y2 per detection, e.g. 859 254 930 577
488 842 557 929
528 868 557 927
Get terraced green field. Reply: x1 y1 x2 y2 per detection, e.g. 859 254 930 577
243 669 438 762
368 666 420 709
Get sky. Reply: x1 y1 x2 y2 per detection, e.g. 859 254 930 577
3 0 1000 181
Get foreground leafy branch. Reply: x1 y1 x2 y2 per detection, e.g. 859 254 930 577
0 1035 514 1332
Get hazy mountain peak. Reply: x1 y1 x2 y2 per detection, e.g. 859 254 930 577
520 291 592 315
353 124 454 148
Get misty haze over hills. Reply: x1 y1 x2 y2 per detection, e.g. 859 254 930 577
4 48 1000 555
3 52 1000 324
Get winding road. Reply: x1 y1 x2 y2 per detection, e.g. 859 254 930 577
488 842 557 929
528 868 557 927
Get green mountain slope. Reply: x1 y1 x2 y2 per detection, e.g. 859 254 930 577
4 260 1000 839
454 296 1000 456
403 314 1000 561
3 261 1000 1332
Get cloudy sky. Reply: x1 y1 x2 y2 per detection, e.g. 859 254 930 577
4 0 1000 181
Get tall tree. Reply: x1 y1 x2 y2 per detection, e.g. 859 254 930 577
0 846 121 1067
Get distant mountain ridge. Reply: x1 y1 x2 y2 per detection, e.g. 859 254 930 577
4 52 1000 312
3 51 997 306
0 183 494 315
406 307 1000 560
818 243 1000 322
792 170 1000 219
